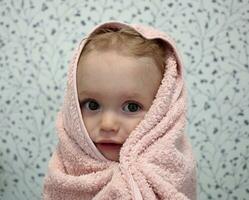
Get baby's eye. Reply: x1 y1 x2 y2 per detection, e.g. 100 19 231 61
123 102 142 113
81 99 100 111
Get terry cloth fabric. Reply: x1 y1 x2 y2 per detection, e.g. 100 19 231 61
42 21 197 200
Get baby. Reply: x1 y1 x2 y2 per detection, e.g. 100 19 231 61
76 27 169 161
43 21 197 200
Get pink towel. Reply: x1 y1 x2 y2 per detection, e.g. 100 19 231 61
42 21 197 200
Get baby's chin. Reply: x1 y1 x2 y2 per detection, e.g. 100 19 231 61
95 143 122 162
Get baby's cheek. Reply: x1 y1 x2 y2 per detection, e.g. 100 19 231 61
125 116 145 135
82 114 94 136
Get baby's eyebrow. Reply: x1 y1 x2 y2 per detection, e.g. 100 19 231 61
78 90 102 98
120 93 142 99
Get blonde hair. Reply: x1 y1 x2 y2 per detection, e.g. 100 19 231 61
79 26 172 75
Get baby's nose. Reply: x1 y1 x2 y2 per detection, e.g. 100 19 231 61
100 111 119 133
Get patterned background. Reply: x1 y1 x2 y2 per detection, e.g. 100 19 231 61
0 0 248 199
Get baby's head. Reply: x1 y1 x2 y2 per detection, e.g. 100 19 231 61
76 26 172 161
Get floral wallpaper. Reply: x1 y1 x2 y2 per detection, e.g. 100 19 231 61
0 0 248 199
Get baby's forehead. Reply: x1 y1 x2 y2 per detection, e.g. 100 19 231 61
76 49 163 97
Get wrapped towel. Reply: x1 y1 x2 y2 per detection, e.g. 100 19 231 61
42 21 197 200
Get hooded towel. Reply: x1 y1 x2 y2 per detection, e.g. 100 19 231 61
42 21 197 200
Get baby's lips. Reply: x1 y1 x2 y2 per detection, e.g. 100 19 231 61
96 139 122 145
95 143 122 152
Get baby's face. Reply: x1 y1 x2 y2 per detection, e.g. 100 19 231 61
77 50 162 161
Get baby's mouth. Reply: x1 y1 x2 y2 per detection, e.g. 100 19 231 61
95 143 122 151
